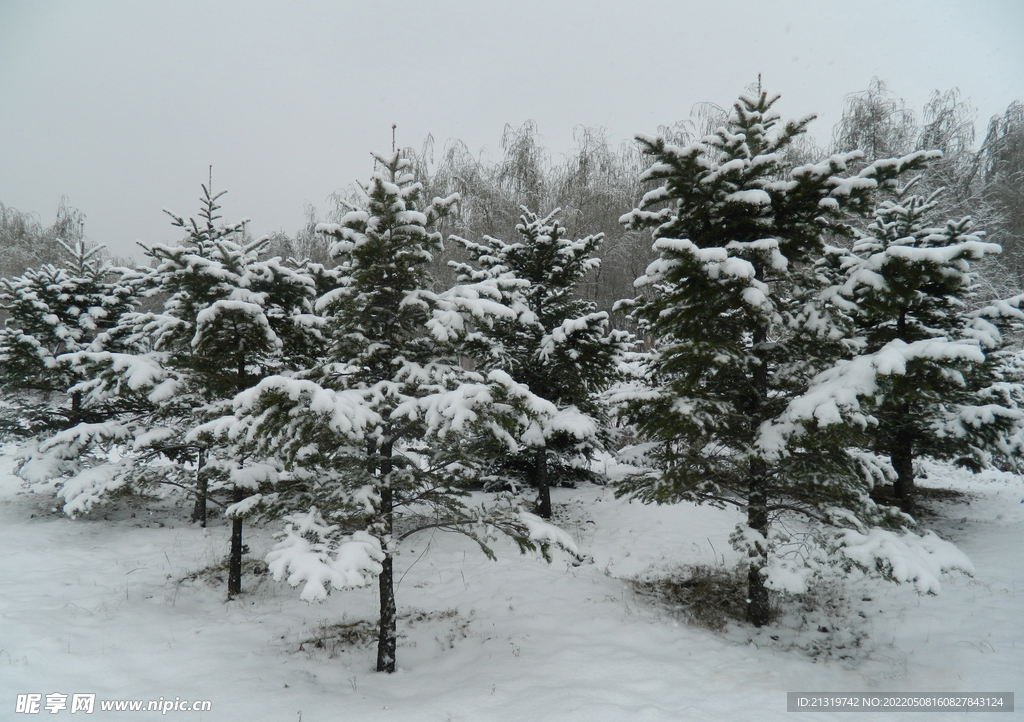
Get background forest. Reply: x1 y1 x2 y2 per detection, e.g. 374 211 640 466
5 81 1023 311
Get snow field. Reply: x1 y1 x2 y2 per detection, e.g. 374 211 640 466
1 451 1021 721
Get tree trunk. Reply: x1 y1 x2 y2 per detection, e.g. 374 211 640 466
375 445 397 673
191 448 207 527
746 309 771 628
227 486 244 598
891 430 917 518
376 541 397 673
746 458 771 627
237 354 247 394
534 447 552 519
890 308 918 519
70 390 82 424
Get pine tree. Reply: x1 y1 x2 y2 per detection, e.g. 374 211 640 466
0 239 137 438
616 91 934 626
20 184 317 597
224 152 577 672
818 179 1024 517
452 209 631 517
138 186 317 596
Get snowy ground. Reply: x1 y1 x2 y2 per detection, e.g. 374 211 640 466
1 449 1021 721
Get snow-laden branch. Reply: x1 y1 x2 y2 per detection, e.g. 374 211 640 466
835 527 974 594
517 511 579 557
735 520 974 595
57 461 134 517
266 508 385 601
759 338 985 456
61 350 181 404
231 375 383 441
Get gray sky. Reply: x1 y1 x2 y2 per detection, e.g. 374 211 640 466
1 0 1022 260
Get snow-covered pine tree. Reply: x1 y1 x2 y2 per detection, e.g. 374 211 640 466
815 179 1024 517
176 224 319 596
452 209 631 517
222 152 578 672
21 184 318 597
0 239 137 438
132 186 317 596
615 91 936 627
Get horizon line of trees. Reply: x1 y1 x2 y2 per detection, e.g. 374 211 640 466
4 78 1022 309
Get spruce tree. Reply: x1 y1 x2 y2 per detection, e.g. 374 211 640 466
616 91 933 626
0 239 137 438
452 209 630 517
225 152 577 672
818 179 1024 517
21 185 317 597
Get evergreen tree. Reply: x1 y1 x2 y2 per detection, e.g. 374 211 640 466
20 185 317 597
452 209 631 517
816 179 1024 517
615 91 934 626
0 239 137 438
224 152 577 672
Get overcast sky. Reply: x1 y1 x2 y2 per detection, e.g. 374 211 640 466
1 0 1022 260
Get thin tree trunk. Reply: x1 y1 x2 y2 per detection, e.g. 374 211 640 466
746 458 771 627
228 486 244 598
891 313 918 519
226 358 249 597
376 539 397 673
534 447 552 519
237 354 246 393
70 390 82 424
746 308 771 628
376 444 397 673
891 429 917 518
191 447 207 527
